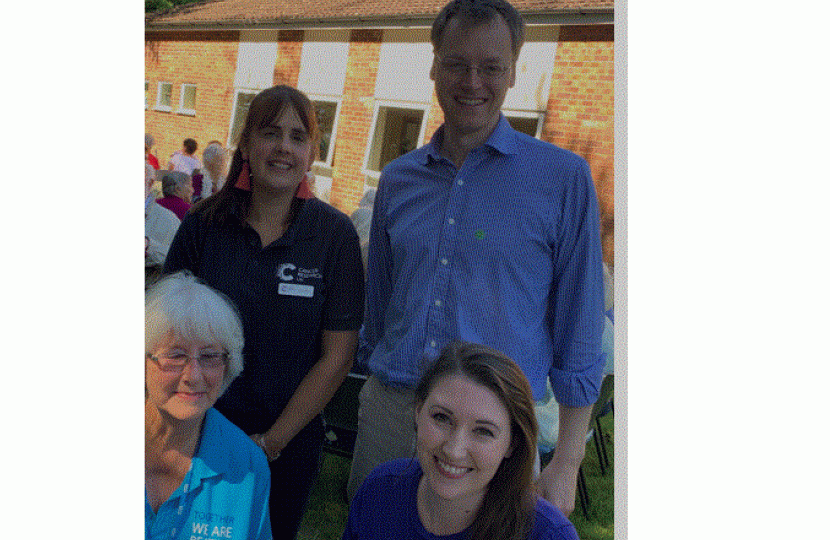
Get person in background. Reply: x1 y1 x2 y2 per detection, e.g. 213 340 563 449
349 0 605 516
349 188 376 275
343 341 579 540
191 168 205 205
146 133 160 170
168 138 202 176
201 140 229 197
156 171 193 220
145 271 271 540
163 85 364 540
145 163 180 288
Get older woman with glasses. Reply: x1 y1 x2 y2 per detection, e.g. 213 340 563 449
145 271 271 540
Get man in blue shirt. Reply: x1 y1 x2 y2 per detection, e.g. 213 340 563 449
347 0 605 517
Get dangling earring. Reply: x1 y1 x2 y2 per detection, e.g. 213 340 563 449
295 171 315 199
235 161 251 191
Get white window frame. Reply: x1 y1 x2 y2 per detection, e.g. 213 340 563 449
362 100 430 180
154 81 173 112
503 109 546 139
226 88 260 150
307 94 343 168
178 83 197 116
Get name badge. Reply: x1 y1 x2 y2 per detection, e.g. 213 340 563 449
278 282 314 298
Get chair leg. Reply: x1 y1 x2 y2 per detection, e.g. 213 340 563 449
577 465 590 518
592 427 606 476
594 416 610 474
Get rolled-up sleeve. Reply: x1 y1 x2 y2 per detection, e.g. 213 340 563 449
547 158 605 407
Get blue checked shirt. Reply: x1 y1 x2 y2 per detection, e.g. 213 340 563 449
362 116 604 407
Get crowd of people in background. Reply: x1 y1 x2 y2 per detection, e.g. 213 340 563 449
144 135 230 286
145 2 614 540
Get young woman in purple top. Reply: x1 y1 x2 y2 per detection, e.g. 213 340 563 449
344 341 580 540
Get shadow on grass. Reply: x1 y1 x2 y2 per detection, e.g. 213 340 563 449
297 452 351 540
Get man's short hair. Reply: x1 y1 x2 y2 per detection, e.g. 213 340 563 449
183 138 198 155
431 0 525 58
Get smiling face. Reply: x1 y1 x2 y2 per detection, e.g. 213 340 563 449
145 332 226 422
415 373 513 507
430 15 516 146
241 105 313 194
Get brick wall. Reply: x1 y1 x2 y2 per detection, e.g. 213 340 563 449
273 30 303 87
145 31 240 165
424 80 444 147
144 24 616 257
328 29 384 213
543 25 615 265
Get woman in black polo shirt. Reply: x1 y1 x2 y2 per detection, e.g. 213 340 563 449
164 85 364 540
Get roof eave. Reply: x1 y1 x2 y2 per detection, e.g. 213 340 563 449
145 9 614 32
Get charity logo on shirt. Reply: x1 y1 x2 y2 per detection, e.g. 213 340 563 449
276 262 321 298
188 511 235 539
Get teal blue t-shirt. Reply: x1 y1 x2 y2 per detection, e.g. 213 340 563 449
145 408 272 540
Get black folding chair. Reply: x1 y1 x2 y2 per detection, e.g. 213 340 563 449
321 372 368 458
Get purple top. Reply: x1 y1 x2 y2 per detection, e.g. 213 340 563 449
156 196 191 220
343 459 580 540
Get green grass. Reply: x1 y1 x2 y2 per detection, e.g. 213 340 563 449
297 452 352 540
298 412 614 540
568 413 615 540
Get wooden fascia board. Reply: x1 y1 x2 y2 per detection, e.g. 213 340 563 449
145 9 613 32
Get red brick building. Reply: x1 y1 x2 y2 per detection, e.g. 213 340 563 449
145 0 614 260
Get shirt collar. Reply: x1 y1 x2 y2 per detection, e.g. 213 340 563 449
424 113 518 165
188 408 228 483
287 197 316 242
228 197 317 244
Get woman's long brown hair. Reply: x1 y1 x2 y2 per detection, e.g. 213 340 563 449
193 85 320 226
415 341 539 540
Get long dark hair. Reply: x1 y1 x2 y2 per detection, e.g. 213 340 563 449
194 85 320 226
415 341 538 540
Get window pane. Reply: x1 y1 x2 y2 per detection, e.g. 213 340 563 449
159 83 172 108
228 92 256 147
506 116 539 137
182 85 197 110
375 107 423 171
313 100 337 162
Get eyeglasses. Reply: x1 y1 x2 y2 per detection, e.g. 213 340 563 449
438 58 510 79
147 350 228 372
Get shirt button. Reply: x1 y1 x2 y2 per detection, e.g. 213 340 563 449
457 179 464 186
440 258 448 265
434 299 442 307
430 340 437 348
448 218 455 225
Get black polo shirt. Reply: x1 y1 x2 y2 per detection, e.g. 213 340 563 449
163 197 365 434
